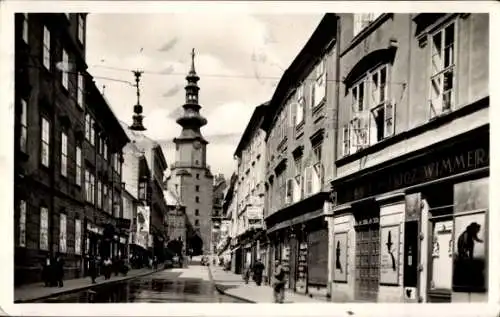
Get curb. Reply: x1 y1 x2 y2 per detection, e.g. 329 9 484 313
14 269 163 303
206 265 255 303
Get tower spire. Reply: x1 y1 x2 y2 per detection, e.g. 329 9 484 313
190 48 196 74
174 49 207 140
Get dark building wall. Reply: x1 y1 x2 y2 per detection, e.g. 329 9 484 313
14 13 128 285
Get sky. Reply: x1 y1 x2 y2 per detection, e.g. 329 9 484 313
86 13 323 179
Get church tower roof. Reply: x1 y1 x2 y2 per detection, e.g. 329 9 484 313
175 48 208 143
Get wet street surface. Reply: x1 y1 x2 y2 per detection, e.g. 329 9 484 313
35 266 243 303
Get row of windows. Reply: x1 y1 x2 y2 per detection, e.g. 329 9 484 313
17 201 83 255
267 142 322 213
341 21 458 157
33 20 86 110
21 108 121 186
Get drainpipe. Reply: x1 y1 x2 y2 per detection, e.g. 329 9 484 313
327 14 342 301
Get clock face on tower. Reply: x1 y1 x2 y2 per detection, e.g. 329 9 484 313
194 141 202 149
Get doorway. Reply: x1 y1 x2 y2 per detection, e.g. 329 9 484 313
354 201 380 302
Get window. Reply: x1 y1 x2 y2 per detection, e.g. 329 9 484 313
61 49 69 89
196 174 200 180
78 14 85 44
20 98 27 153
42 26 51 70
342 65 394 157
430 22 456 118
195 209 199 216
285 178 293 204
103 184 108 211
61 132 68 177
313 143 322 163
40 207 49 250
196 185 200 192
103 141 107 160
22 13 28 43
90 118 95 146
98 136 103 155
313 60 327 108
304 166 313 196
85 170 95 203
196 196 200 203
19 200 26 247
353 13 382 36
75 219 82 255
295 85 305 126
41 117 50 167
139 181 147 200
85 114 90 140
77 73 84 108
75 146 82 186
97 180 102 208
195 219 199 226
59 213 67 253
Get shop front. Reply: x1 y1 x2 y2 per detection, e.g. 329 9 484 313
330 126 489 303
265 192 330 295
84 221 104 276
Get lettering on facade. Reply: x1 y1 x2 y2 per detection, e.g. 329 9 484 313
338 142 488 204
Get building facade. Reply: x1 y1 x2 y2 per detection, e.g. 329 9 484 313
121 124 169 264
164 185 187 257
169 50 214 256
14 13 129 285
211 174 227 255
330 13 489 303
262 14 338 297
233 103 268 273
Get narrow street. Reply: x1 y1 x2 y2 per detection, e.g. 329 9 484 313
34 265 243 303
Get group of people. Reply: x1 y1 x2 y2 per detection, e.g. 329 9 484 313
85 255 130 284
242 259 286 303
41 255 65 287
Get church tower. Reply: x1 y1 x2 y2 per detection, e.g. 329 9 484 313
171 49 213 256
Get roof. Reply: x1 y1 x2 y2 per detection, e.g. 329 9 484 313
233 102 269 158
87 79 130 148
120 120 160 171
262 13 338 135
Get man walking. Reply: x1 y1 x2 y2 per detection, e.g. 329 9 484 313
272 260 286 303
252 259 265 286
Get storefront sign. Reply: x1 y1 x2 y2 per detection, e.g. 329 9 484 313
380 225 400 285
86 223 104 235
282 245 291 289
116 218 131 231
137 206 150 233
333 232 348 282
296 242 308 293
247 207 263 220
336 139 488 204
452 212 486 292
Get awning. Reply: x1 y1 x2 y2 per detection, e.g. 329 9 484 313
267 209 324 234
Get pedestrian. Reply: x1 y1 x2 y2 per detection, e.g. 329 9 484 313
41 255 51 287
243 265 251 284
272 260 286 303
103 257 112 279
252 259 265 286
89 256 97 284
54 254 64 287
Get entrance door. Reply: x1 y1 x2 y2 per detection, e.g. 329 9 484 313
355 223 380 302
428 219 453 302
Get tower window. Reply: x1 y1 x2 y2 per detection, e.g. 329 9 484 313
195 219 199 226
195 196 199 203
196 174 200 180
195 160 199 165
196 185 199 192
195 209 199 216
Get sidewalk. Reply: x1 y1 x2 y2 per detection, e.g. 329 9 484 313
14 267 162 303
208 265 326 303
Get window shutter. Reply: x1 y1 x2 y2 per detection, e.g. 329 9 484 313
342 125 350 156
385 101 395 137
310 83 315 108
